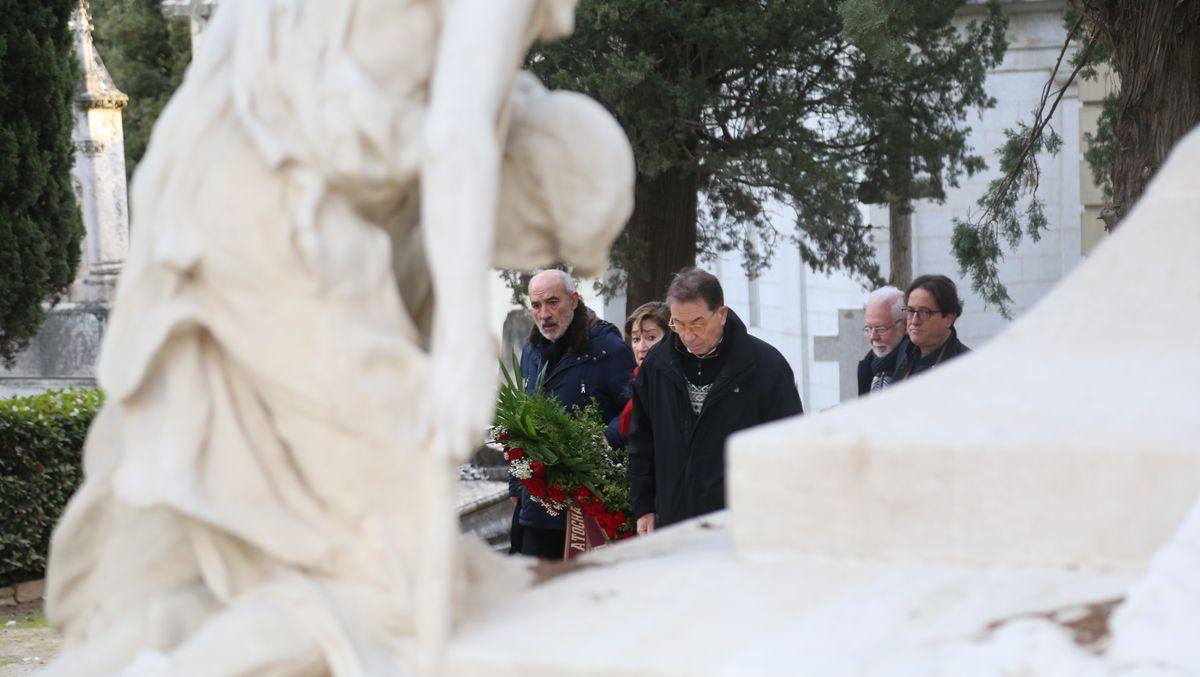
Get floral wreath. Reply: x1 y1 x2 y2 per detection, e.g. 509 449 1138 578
492 359 634 541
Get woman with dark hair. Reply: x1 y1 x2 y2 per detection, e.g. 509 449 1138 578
618 302 670 435
893 274 971 381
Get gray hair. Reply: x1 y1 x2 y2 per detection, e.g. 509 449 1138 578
531 269 577 295
866 285 904 321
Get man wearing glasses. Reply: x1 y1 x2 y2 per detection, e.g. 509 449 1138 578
628 268 803 536
857 286 908 395
893 274 971 381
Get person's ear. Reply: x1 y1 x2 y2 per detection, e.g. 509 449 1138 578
570 291 581 309
718 306 729 324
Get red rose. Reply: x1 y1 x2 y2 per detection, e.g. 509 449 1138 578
524 478 546 497
548 486 566 503
507 447 526 460
529 460 546 477
573 486 593 503
497 431 511 441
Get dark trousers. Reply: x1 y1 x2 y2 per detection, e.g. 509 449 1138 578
508 505 523 555
519 525 566 560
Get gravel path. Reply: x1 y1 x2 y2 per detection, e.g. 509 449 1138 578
0 603 59 676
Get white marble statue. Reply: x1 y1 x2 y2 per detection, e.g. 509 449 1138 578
40 0 634 675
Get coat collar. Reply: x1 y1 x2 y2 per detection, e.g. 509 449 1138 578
528 303 601 356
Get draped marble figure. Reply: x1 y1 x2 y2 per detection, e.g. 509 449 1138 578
40 0 635 674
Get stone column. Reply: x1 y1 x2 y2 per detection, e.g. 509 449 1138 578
69 0 129 305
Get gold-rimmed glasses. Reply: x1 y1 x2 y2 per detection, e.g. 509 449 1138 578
668 311 717 335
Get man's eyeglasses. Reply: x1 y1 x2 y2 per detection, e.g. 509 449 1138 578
863 318 904 336
668 312 717 335
902 307 944 321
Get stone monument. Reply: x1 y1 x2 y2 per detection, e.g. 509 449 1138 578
68 0 130 307
39 0 634 674
0 1 130 397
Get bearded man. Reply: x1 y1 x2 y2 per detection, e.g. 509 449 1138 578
510 269 635 558
857 286 908 395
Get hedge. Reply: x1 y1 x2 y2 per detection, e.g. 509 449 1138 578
0 388 102 587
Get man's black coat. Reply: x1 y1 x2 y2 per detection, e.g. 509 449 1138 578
893 326 970 381
627 309 803 527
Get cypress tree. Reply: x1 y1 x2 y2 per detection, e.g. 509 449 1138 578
0 0 84 364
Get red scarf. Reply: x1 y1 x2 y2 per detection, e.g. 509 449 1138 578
618 365 639 435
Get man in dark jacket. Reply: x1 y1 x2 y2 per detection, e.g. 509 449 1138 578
893 274 971 380
510 269 635 558
628 268 803 534
857 285 908 395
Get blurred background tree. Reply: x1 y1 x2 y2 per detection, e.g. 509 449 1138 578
89 0 190 180
953 0 1200 314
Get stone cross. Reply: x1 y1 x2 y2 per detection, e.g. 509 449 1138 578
813 308 869 404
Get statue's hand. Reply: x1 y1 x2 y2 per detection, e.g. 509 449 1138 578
427 330 499 462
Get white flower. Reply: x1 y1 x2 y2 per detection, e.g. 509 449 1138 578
510 458 533 480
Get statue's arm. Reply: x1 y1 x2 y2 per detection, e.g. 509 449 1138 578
421 0 539 458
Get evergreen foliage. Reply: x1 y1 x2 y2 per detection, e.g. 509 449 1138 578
493 358 633 538
528 0 1007 307
957 1 1198 314
952 11 1107 315
0 388 102 586
89 0 190 179
0 0 84 364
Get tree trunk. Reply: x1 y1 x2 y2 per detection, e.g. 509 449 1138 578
1089 0 1200 226
888 199 914 289
624 168 699 316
